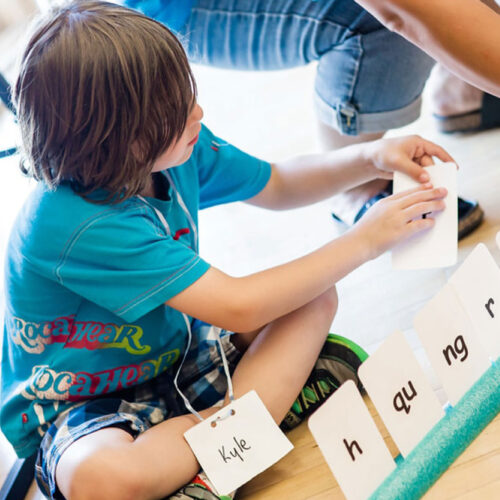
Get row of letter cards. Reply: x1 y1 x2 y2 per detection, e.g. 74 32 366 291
308 241 500 500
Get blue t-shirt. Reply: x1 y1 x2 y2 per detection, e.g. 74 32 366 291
1 125 271 457
123 0 193 31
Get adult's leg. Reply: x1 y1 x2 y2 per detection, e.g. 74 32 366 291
318 124 387 223
428 64 500 133
182 0 433 140
312 6 434 219
181 0 434 221
55 287 338 500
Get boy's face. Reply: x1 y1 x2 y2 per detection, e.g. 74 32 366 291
151 103 204 172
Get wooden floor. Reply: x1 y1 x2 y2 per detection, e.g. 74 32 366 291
0 6 499 499
238 397 500 500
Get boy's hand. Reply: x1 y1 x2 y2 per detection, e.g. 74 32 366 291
364 135 456 183
350 183 448 260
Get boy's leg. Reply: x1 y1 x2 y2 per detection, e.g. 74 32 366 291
225 286 338 421
54 287 338 500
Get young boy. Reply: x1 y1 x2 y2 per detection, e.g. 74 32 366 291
2 2 451 499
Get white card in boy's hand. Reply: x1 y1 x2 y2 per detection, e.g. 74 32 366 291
392 163 457 270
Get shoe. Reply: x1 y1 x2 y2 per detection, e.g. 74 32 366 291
167 471 236 500
280 333 368 431
433 92 500 133
335 182 484 241
352 184 393 224
457 196 484 240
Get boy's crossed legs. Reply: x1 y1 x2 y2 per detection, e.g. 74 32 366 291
50 287 339 500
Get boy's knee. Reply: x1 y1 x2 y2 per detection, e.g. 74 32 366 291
325 286 338 314
59 449 144 500
310 286 338 321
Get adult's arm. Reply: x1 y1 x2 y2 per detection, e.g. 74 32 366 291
355 0 500 97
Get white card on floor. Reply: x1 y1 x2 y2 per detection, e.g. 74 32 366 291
392 163 457 270
308 380 395 500
358 331 444 457
414 283 491 405
449 243 500 361
184 390 293 495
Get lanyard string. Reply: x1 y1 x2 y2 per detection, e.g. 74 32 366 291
138 176 234 421
174 313 203 421
217 330 235 404
164 170 198 251
137 195 171 236
174 313 235 422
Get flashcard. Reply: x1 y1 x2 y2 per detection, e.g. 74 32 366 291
448 243 500 361
414 284 491 405
184 390 293 495
358 331 445 457
392 163 457 270
308 380 396 500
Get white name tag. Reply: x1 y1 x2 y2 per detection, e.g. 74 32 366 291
184 390 293 496
308 380 396 500
392 163 457 270
449 243 500 361
358 331 444 457
414 284 491 405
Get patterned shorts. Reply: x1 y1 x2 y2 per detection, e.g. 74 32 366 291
35 324 241 499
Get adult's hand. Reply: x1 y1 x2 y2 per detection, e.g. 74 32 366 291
355 0 500 97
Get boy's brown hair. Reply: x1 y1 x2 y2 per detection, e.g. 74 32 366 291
14 1 196 202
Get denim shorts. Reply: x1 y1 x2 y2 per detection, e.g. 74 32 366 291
180 0 435 135
35 324 241 499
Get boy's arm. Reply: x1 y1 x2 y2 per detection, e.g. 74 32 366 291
355 0 500 97
166 184 447 332
246 136 453 210
246 145 376 211
167 232 366 333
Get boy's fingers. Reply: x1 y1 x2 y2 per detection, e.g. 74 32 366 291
397 187 447 209
398 157 429 182
418 154 434 167
388 183 432 201
404 200 446 220
405 217 435 237
389 185 446 206
421 139 456 165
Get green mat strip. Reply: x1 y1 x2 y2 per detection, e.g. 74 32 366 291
369 359 500 500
